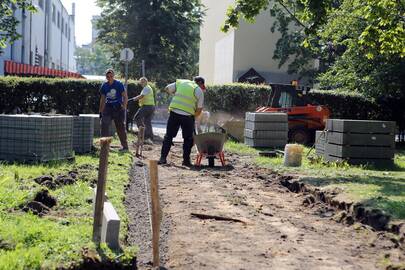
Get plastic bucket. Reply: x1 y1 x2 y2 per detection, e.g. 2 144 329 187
283 144 303 167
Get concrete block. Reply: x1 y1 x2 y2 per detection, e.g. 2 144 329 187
325 131 394 147
244 129 287 139
324 154 394 166
245 121 288 131
325 143 395 159
327 119 396 134
101 202 120 250
244 137 287 148
245 112 287 122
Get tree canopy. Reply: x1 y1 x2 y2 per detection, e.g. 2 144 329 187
96 0 203 85
75 44 112 75
0 0 35 52
223 0 405 97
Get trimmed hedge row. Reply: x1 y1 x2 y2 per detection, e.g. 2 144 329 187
205 84 404 130
0 76 158 122
0 77 403 130
205 83 272 117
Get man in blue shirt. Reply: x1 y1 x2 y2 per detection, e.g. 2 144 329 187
99 69 129 151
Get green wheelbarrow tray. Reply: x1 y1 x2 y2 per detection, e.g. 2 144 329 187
193 132 227 167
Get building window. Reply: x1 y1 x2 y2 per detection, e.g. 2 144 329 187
68 27 71 41
61 18 64 33
52 5 56 23
57 12 60 28
65 24 68 37
38 0 44 10
52 62 55 69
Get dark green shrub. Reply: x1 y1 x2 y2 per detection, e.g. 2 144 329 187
205 83 272 117
0 76 159 121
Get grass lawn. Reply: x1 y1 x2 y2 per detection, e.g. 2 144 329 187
225 141 405 220
0 135 137 270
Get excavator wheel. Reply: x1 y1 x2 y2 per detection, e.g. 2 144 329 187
289 127 311 145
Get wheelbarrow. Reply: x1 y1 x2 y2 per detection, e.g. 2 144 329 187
194 132 227 167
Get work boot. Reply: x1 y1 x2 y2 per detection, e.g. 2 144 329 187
182 159 193 167
119 147 129 153
158 158 167 165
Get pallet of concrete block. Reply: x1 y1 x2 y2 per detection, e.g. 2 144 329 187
73 116 94 154
79 114 116 137
244 112 288 148
318 119 396 165
0 114 74 162
315 130 326 157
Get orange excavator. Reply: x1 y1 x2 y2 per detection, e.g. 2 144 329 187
256 83 330 145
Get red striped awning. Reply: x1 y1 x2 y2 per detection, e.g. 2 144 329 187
4 60 84 79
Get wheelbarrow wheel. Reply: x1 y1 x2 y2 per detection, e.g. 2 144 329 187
208 157 215 167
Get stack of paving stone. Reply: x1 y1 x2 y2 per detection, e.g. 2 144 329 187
316 119 396 165
244 112 288 148
0 115 74 162
79 114 115 137
73 116 94 153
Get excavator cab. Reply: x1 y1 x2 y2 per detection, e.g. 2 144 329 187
256 83 330 145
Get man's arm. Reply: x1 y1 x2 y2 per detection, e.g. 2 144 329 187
122 89 128 110
194 87 204 117
99 95 106 113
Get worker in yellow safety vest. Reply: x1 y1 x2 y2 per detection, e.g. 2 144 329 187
132 77 155 144
158 76 205 166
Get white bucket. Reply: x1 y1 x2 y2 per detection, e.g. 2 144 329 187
283 144 303 167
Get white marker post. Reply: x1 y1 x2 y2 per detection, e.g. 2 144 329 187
120 48 134 91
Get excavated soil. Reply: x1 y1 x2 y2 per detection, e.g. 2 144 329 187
125 142 405 270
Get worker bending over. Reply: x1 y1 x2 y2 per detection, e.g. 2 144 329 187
158 77 205 166
131 77 155 144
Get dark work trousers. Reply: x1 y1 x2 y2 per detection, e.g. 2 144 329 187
160 111 195 162
134 105 155 140
101 105 128 149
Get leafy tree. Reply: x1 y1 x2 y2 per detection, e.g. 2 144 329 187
0 0 35 52
222 0 405 97
96 0 203 85
75 43 113 75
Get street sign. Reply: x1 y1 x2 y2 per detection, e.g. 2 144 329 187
120 48 134 62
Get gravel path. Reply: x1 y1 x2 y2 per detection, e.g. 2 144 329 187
125 159 171 269
124 142 404 270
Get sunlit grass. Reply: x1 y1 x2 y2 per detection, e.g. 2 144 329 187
225 141 405 220
0 135 135 269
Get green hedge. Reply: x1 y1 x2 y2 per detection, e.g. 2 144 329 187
1 78 403 130
0 76 158 122
204 83 404 130
205 83 272 117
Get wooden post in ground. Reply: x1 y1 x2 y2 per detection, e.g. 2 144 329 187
92 137 112 244
136 126 145 157
149 160 160 267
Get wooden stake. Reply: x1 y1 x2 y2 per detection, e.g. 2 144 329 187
136 126 145 157
149 160 160 267
92 137 112 244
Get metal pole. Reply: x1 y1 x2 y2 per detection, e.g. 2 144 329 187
125 51 129 90
141 60 145 77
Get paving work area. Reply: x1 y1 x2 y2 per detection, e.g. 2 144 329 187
125 139 404 270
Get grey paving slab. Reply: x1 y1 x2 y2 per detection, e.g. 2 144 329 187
245 112 288 122
326 119 396 134
244 129 287 140
245 121 288 131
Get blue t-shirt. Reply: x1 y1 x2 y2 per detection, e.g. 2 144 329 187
100 80 125 105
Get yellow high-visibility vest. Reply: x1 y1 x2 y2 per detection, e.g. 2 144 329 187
139 85 155 107
169 79 197 115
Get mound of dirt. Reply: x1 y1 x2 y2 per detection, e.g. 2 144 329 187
22 189 57 216
33 173 77 190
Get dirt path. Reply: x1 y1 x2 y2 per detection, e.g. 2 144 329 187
125 142 404 270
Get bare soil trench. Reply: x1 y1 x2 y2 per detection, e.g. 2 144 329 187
125 142 404 270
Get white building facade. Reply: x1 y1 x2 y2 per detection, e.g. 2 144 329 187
199 0 298 85
0 0 76 75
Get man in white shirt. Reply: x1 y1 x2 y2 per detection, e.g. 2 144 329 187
131 77 155 144
158 77 205 166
